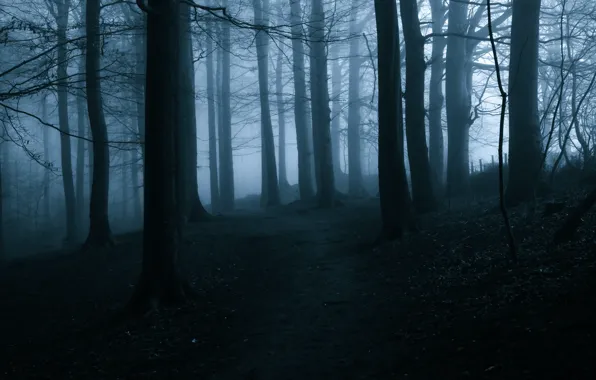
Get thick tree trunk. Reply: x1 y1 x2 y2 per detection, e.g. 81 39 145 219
506 0 542 205
428 0 446 193
375 0 412 240
289 0 315 200
206 14 220 213
129 0 188 314
309 0 335 207
445 0 471 197
84 0 114 248
219 0 235 211
254 0 280 208
400 0 436 212
55 0 77 243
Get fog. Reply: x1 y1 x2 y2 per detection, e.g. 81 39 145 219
1 0 593 258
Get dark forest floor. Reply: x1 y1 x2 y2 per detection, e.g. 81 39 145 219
1 191 595 379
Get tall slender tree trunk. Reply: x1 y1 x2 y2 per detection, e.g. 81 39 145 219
130 133 142 222
179 2 208 222
428 0 446 193
219 0 235 211
254 0 280 207
330 42 343 178
42 95 51 221
76 0 86 230
133 14 146 163
400 0 436 212
84 0 114 247
289 0 314 200
76 63 87 228
506 0 542 205
206 12 220 213
54 0 77 242
275 32 289 190
347 0 365 196
375 0 412 240
309 0 335 207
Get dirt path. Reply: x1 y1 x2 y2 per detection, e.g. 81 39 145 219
201 202 383 379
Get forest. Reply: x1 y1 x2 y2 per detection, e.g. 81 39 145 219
1 0 595 378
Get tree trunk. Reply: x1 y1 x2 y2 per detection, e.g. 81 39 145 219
330 42 343 178
205 12 220 213
289 0 315 200
253 0 280 208
76 63 86 229
445 0 471 197
347 0 365 196
179 3 208 222
428 0 446 193
130 133 142 222
129 0 188 314
42 95 51 221
275 6 289 190
55 0 77 243
134 16 146 163
375 0 412 240
75 0 86 230
219 0 235 211
400 0 436 212
309 0 335 207
84 0 114 248
506 0 542 205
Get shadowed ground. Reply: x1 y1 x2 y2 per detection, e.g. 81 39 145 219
1 195 595 379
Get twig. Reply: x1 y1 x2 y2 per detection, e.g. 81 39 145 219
487 0 517 262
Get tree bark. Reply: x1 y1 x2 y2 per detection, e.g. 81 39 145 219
275 32 289 190
506 0 542 205
129 0 188 314
445 0 471 197
289 0 315 200
253 0 280 207
54 0 77 243
400 0 436 212
42 95 51 221
205 11 220 213
219 0 235 211
347 0 365 196
330 42 343 178
375 0 412 240
84 0 114 248
179 2 208 222
76 71 86 229
428 0 446 193
309 0 335 207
